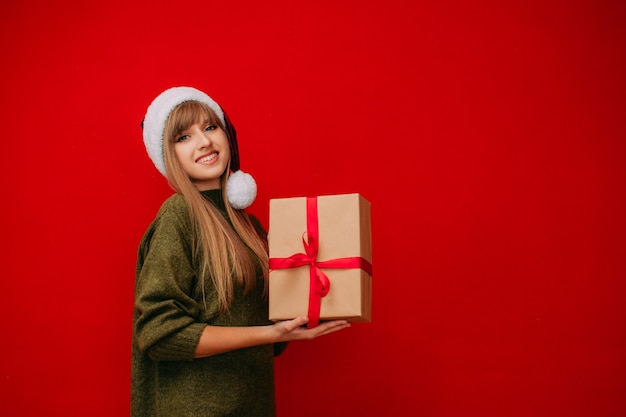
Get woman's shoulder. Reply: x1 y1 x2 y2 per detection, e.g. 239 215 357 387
139 194 191 246
156 193 189 216
146 193 192 230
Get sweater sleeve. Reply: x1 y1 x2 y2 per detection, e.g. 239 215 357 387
133 197 208 362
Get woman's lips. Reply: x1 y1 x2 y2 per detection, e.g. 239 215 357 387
196 151 218 165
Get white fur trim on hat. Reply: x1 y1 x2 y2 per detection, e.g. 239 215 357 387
143 86 225 176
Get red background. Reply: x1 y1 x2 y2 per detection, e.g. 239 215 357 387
1 1 625 416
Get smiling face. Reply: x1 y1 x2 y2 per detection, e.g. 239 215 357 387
163 101 231 191
173 120 230 190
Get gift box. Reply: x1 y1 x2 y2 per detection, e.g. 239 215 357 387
268 193 372 328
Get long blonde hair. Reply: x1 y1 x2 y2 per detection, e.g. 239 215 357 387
162 101 268 312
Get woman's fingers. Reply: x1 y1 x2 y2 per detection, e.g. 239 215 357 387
274 317 351 341
281 316 309 332
312 320 351 336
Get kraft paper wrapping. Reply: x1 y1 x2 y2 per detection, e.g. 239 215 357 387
268 193 372 322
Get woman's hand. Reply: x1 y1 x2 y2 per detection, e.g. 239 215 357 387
271 316 351 342
194 316 350 358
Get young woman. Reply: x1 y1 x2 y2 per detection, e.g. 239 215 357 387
132 86 350 417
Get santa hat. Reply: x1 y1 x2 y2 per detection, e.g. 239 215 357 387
142 86 256 209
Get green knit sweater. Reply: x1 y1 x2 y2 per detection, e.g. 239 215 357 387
132 190 283 417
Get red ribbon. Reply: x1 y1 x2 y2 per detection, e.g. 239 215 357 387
269 197 372 328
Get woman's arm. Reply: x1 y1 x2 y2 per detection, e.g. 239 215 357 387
194 316 350 358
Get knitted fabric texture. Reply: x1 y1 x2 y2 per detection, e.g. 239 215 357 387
132 190 277 417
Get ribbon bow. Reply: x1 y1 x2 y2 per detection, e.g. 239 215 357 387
269 197 372 328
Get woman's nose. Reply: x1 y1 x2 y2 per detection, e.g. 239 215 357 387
196 128 212 147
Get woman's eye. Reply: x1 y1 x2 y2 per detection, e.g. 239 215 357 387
204 125 217 132
176 135 189 143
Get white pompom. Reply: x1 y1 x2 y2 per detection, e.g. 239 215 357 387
226 170 257 209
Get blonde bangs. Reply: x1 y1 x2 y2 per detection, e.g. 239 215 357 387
164 101 223 144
